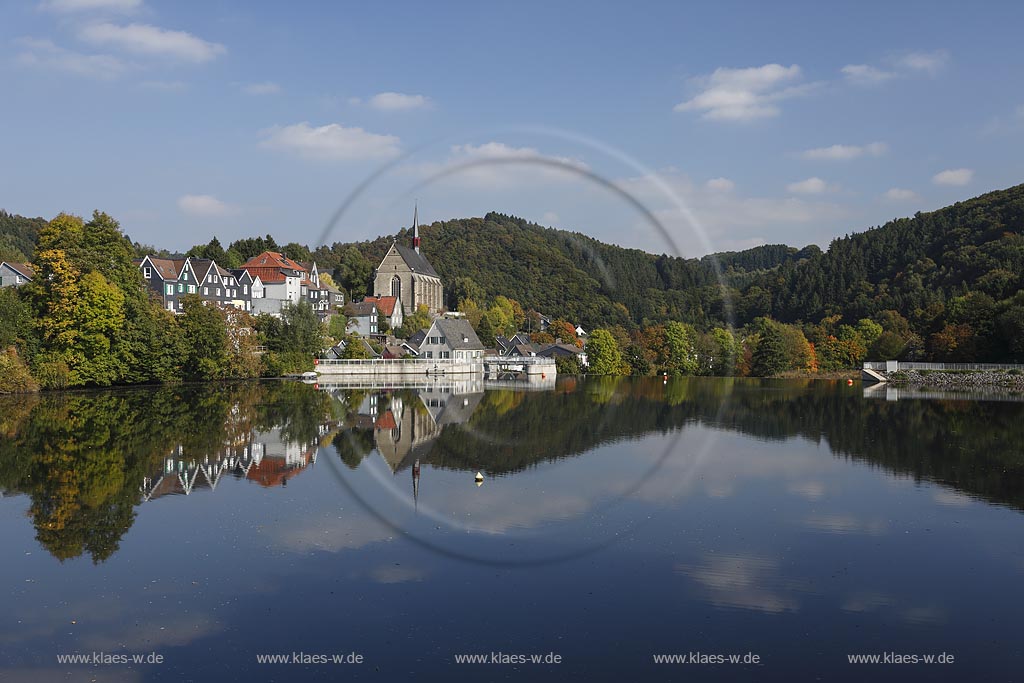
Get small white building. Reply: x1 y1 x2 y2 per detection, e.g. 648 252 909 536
418 318 484 363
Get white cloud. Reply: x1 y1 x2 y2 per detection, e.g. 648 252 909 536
618 168 847 255
141 79 186 91
932 168 973 186
39 0 140 12
884 187 918 201
419 141 588 188
177 194 239 217
15 37 127 79
843 49 949 85
840 64 896 85
705 177 735 192
260 122 401 161
242 81 281 95
366 92 431 111
787 177 834 194
801 142 887 161
79 22 226 63
896 50 949 75
674 63 812 121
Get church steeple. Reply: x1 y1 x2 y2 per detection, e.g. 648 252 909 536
412 203 421 254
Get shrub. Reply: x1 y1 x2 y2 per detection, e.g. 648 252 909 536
0 347 39 393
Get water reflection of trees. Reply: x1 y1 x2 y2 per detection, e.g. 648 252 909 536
336 377 1024 513
0 382 341 563
3 377 1022 563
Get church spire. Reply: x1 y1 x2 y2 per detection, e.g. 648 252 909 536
412 202 421 254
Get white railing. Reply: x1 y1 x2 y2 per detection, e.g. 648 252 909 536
317 357 465 368
483 355 556 366
864 361 1024 372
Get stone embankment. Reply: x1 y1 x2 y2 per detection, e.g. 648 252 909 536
886 369 1024 391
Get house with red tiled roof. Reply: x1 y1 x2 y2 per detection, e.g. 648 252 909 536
363 294 404 330
241 251 307 304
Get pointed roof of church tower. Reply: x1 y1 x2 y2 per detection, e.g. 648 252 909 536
412 202 421 254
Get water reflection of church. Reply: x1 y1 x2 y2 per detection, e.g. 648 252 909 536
371 382 484 473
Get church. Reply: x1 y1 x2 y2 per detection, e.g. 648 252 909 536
373 207 445 316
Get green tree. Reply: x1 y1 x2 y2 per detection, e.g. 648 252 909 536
397 304 432 338
476 313 496 348
586 328 623 375
178 295 228 380
752 323 786 376
664 321 698 375
709 327 737 376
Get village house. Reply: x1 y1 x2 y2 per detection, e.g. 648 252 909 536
344 300 381 337
137 256 247 312
364 294 403 330
0 261 34 287
372 207 444 316
417 318 484 362
239 251 340 319
537 340 589 368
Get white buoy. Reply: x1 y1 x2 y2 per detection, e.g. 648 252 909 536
475 471 484 485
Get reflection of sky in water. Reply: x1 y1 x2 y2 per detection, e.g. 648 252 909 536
1 380 1023 681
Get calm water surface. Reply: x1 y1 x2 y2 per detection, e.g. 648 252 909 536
1 377 1022 681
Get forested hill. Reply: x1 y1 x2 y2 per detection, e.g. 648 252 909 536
0 211 46 262
765 184 1024 324
317 183 1022 334
3 183 1022 341
315 215 816 329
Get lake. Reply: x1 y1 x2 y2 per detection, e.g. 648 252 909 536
1 377 1022 681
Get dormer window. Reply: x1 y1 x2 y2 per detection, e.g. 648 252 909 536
143 266 152 279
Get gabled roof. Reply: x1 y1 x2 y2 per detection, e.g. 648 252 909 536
365 295 399 315
189 258 216 281
243 251 308 272
408 329 427 346
429 318 484 350
393 244 440 279
344 301 378 317
1 262 35 279
537 342 584 357
140 256 184 281
230 269 254 283
215 264 234 279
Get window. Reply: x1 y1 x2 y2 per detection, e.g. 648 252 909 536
439 337 446 344
182 271 188 281
188 285 196 294
425 351 432 359
165 284 174 295
143 267 152 279
216 288 221 296
203 287 209 295
166 301 174 311
440 351 450 359
391 275 401 298
244 285 248 294
177 283 184 293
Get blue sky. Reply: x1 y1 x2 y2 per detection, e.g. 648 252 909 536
2 0 1022 257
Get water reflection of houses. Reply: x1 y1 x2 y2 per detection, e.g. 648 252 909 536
141 422 336 501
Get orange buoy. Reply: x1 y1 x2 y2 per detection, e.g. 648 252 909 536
847 378 854 386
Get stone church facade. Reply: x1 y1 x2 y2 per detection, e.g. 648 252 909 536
372 208 444 316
